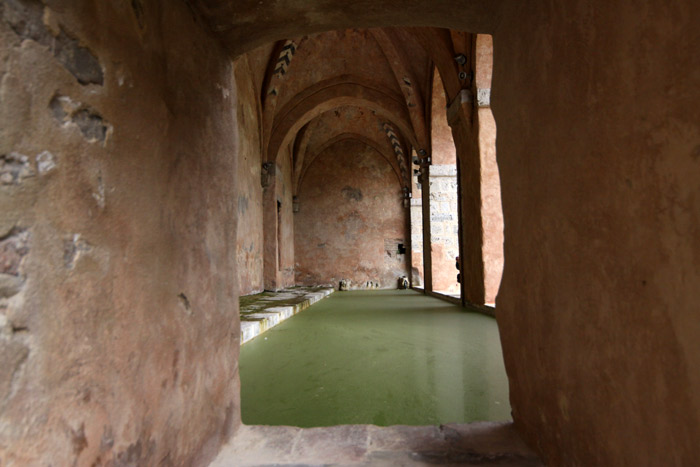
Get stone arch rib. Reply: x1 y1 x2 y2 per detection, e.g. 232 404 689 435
266 75 417 164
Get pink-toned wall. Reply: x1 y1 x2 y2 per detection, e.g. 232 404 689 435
494 1 700 463
295 140 408 288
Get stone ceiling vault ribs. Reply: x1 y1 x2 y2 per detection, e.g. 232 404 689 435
407 27 463 101
262 37 307 106
266 76 417 164
381 122 411 188
370 28 429 151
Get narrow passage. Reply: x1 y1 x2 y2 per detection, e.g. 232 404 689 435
240 289 510 427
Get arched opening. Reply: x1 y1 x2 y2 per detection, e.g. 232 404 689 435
428 65 461 298
236 26 510 432
6 1 693 465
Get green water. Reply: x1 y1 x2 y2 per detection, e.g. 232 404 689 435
240 289 511 427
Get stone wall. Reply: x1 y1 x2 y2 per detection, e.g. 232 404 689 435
494 0 700 463
295 140 408 289
0 1 239 464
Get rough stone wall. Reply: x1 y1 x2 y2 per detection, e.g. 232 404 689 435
494 0 700 464
0 1 239 465
295 140 408 289
234 54 264 295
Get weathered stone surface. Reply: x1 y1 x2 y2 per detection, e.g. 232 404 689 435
0 1 240 465
0 273 23 297
2 0 103 85
50 94 110 143
211 422 542 466
35 150 56 174
0 228 29 276
0 152 34 185
0 337 29 407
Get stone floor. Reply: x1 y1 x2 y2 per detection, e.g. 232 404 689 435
210 422 543 466
240 287 334 344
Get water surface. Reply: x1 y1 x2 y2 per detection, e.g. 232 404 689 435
240 289 510 426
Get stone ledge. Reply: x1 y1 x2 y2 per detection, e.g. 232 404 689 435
210 422 542 466
240 287 334 344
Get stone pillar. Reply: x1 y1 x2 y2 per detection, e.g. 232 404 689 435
475 34 504 306
262 163 279 291
420 165 433 292
448 90 486 305
409 181 424 287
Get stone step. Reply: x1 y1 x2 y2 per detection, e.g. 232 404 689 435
240 287 334 344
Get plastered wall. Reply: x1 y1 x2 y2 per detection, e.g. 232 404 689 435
0 1 240 465
295 140 408 289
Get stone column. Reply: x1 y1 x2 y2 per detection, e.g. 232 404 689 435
448 90 486 305
262 163 279 290
420 165 433 292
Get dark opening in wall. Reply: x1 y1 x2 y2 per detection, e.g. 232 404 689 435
277 200 282 270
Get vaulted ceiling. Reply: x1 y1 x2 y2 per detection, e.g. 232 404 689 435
230 25 478 197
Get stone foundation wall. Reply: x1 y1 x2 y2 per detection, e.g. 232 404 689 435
0 1 239 464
